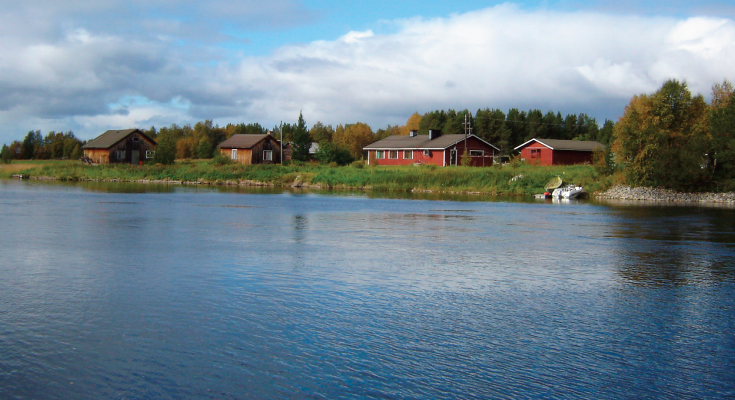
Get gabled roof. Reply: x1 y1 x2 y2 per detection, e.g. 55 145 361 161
217 134 276 149
82 129 154 149
364 134 499 151
514 138 605 152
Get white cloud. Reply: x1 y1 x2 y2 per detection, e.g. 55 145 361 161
220 5 735 128
1 3 734 143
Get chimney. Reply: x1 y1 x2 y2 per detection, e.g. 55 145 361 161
409 130 418 137
429 129 442 140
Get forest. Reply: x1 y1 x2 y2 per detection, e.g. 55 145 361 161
2 78 735 191
0 108 613 164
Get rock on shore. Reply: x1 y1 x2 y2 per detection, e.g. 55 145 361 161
596 185 735 203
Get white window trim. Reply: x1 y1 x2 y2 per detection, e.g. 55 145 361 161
469 150 484 157
388 150 399 159
375 150 385 159
117 150 125 160
404 150 413 159
145 150 155 159
263 150 273 161
231 149 238 160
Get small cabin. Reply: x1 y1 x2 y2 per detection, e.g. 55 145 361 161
364 130 499 167
82 129 157 164
216 134 282 165
514 138 605 166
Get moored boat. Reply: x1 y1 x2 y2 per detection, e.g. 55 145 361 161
551 185 584 199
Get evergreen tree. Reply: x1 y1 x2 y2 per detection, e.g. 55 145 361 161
1 144 12 164
291 112 311 161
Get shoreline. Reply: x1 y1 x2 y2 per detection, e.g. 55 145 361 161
10 173 501 196
595 185 735 204
12 174 735 204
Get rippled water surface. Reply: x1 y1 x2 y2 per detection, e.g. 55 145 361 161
1 180 734 399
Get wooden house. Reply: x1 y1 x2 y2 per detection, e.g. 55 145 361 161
216 134 282 165
514 138 605 166
364 130 499 167
82 129 156 164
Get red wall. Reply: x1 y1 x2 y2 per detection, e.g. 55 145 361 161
369 137 496 167
551 150 594 165
370 149 445 166
519 142 553 166
519 142 593 166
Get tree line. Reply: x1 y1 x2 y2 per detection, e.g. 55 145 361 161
3 79 735 192
1 130 84 163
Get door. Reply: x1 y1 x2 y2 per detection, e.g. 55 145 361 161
131 150 139 164
450 149 457 166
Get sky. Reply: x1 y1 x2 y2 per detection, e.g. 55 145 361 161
1 0 734 142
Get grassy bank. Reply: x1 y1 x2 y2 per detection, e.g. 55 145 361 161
4 160 611 196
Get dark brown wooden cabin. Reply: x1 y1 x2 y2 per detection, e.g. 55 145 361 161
82 129 157 164
216 134 282 165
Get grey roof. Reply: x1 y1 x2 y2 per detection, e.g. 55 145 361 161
82 129 152 149
309 142 319 154
514 138 605 152
364 134 499 151
217 134 274 149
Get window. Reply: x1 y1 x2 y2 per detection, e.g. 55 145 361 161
145 150 155 159
404 150 413 159
231 149 238 160
116 150 125 160
469 150 484 157
375 151 385 159
423 150 431 156
132 136 139 142
531 149 541 158
263 150 273 161
389 150 399 159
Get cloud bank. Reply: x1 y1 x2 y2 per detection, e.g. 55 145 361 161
1 3 734 142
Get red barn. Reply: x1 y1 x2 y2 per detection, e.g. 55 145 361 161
364 130 499 167
514 138 605 166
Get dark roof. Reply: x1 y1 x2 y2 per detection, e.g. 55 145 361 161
514 138 605 152
364 134 499 151
217 134 275 149
82 129 153 149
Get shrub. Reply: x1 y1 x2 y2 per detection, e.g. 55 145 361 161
351 160 365 169
212 152 232 165
509 154 525 168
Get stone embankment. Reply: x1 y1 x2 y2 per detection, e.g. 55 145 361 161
596 185 735 204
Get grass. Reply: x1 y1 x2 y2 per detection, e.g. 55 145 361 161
6 159 609 196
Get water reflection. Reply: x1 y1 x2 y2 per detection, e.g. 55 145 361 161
1 179 734 399
607 205 735 286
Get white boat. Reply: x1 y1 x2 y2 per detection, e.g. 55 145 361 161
551 185 584 199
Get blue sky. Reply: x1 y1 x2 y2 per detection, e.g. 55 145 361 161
0 0 734 142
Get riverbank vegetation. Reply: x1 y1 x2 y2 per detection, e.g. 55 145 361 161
2 78 735 193
6 160 607 196
611 79 735 192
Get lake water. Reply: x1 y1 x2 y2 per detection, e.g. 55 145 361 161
1 179 734 399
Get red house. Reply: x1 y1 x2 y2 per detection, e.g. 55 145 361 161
364 130 499 167
514 138 605 166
